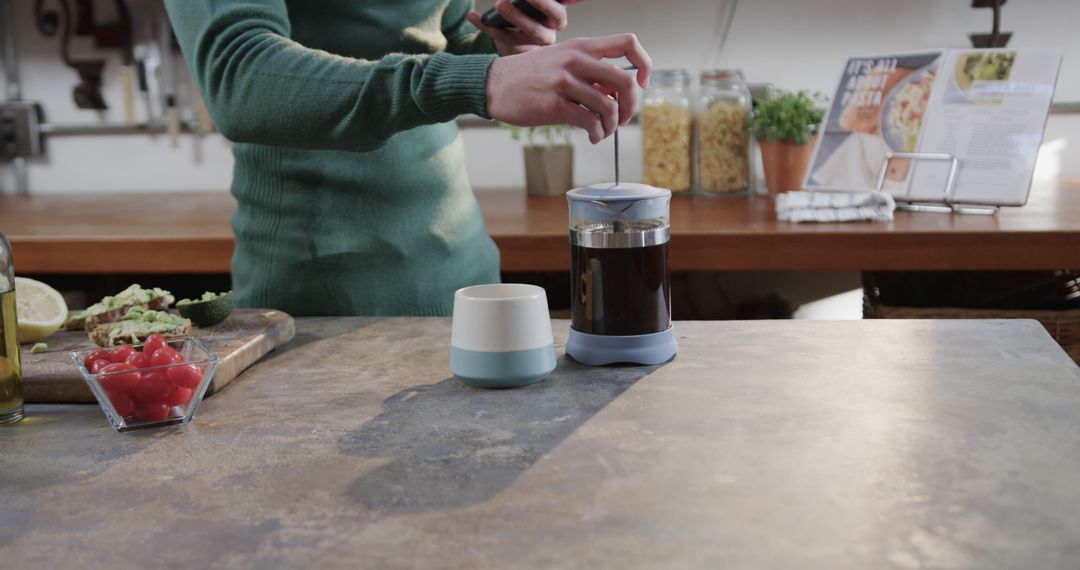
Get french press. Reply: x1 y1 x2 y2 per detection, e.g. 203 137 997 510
565 183 677 366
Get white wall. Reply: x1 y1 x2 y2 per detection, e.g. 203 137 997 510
1 0 1076 193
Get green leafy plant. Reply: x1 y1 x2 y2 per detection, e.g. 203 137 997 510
500 123 572 147
749 90 827 145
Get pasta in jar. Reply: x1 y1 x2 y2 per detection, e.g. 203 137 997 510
641 70 693 193
697 69 752 194
643 102 693 193
698 100 749 193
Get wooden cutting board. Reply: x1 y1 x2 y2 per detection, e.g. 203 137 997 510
21 309 295 403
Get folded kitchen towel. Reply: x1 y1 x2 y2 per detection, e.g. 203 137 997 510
776 190 896 223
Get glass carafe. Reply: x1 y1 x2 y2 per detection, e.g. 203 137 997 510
567 183 672 337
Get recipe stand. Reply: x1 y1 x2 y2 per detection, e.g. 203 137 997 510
874 152 1000 215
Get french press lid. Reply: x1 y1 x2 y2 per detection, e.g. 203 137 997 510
566 183 671 249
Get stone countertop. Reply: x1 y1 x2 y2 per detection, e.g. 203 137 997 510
3 318 1080 569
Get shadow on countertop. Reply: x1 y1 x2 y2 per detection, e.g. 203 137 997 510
254 317 387 366
337 354 662 515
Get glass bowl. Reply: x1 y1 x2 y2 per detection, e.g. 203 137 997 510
69 336 220 432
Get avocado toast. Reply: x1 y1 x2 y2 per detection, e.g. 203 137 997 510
66 284 176 331
88 306 192 347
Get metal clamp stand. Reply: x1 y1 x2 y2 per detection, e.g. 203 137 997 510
875 152 999 215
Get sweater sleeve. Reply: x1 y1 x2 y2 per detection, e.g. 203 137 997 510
164 0 497 152
443 0 498 55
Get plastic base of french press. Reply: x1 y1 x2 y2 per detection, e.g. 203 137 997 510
566 326 678 366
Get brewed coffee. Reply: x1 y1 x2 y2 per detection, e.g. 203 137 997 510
571 243 671 336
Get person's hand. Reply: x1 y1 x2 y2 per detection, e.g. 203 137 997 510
467 0 584 55
486 34 652 144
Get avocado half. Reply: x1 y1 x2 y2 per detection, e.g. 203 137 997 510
177 291 235 327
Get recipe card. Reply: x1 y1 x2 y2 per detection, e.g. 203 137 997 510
804 48 1064 206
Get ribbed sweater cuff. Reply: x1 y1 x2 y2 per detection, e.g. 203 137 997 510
420 52 497 120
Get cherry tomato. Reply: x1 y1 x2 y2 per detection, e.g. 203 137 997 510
109 345 137 363
143 334 168 357
150 346 183 368
132 370 171 403
84 350 111 370
167 364 203 390
133 401 170 422
125 351 151 369
102 381 125 401
89 358 110 375
165 386 194 407
98 362 142 393
108 391 135 418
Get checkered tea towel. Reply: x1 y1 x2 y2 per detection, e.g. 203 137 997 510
776 191 896 223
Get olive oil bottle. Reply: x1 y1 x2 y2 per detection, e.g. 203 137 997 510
0 232 23 424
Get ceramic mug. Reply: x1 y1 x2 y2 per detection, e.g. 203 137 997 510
450 284 556 389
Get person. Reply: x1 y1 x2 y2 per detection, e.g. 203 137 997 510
165 0 651 316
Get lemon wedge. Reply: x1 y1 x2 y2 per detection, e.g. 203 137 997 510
14 277 68 344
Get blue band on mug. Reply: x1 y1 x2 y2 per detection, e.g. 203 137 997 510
450 344 556 389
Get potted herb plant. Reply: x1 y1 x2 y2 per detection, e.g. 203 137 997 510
503 124 574 197
749 91 826 194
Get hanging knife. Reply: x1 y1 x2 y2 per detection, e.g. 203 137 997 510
157 4 179 147
131 0 160 124
115 0 137 125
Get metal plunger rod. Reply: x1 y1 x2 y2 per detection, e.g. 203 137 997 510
614 109 620 185
613 66 637 186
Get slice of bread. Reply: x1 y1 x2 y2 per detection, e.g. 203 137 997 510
86 306 193 347
65 285 175 331
89 319 193 347
89 319 192 347
71 296 174 331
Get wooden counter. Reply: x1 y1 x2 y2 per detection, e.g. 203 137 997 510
3 177 1079 273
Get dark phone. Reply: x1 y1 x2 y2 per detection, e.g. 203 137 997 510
480 0 567 29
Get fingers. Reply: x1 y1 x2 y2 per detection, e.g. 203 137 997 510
558 76 617 141
579 33 653 88
494 0 552 44
591 82 615 98
466 11 488 31
570 58 639 125
528 0 569 31
557 100 605 144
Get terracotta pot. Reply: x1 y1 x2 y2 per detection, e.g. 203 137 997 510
524 144 574 197
758 135 818 195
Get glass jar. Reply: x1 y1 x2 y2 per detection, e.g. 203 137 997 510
0 232 23 424
696 69 753 194
642 69 693 193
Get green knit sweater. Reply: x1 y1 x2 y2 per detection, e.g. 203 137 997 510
165 0 501 316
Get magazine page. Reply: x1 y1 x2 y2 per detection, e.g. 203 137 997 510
909 48 1064 205
804 51 944 193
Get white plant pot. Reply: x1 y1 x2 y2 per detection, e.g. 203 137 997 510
524 144 574 197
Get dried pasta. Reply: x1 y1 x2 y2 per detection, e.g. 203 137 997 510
698 101 749 193
642 102 692 192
